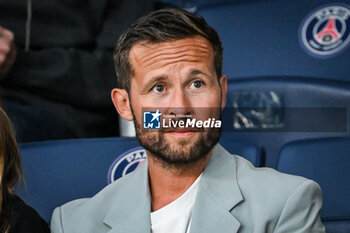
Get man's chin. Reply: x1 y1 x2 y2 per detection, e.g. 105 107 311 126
149 132 211 164
132 114 221 167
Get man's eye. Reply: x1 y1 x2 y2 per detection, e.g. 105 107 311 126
191 80 203 89
153 84 165 93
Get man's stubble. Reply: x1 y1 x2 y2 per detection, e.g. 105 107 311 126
130 106 222 171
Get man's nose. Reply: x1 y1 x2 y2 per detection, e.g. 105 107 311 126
168 88 191 116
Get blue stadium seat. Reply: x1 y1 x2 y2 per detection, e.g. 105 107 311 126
196 0 350 81
276 137 350 233
16 137 141 222
219 132 264 166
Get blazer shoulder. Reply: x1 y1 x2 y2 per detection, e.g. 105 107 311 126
233 155 325 232
51 172 136 233
233 154 323 217
235 154 310 190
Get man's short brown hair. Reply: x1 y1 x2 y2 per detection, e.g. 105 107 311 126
114 8 223 92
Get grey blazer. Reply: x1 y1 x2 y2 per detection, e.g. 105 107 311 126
51 144 326 233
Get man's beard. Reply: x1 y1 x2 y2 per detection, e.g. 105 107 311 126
131 109 222 169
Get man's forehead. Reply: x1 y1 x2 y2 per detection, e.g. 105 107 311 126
129 36 214 69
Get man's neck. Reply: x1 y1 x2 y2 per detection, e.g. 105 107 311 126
147 152 211 212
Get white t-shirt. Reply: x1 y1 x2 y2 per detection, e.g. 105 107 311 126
150 174 202 233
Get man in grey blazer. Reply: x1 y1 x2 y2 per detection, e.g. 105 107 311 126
51 8 326 233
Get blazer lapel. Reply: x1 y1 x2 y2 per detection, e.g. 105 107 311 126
190 144 244 233
103 160 152 233
102 144 243 233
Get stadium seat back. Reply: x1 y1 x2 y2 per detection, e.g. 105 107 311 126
196 0 350 81
277 137 350 233
219 132 264 166
16 137 141 222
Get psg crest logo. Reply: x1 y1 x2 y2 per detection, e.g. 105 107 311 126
300 4 350 58
107 147 147 184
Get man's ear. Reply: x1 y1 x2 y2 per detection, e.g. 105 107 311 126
219 75 227 110
111 88 133 121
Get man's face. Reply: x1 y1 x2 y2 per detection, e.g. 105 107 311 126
125 36 226 166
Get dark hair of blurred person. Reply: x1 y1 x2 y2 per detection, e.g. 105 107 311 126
0 106 49 233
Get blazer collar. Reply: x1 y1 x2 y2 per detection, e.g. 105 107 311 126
189 144 243 233
103 160 151 233
103 144 243 233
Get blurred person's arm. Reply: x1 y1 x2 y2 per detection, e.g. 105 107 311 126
0 26 16 80
2 0 153 108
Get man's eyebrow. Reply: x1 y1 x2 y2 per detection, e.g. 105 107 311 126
140 75 168 93
189 69 212 79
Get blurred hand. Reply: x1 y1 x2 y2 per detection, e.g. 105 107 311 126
0 26 16 80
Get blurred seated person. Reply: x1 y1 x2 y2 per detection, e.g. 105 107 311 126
0 0 153 142
0 106 49 233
